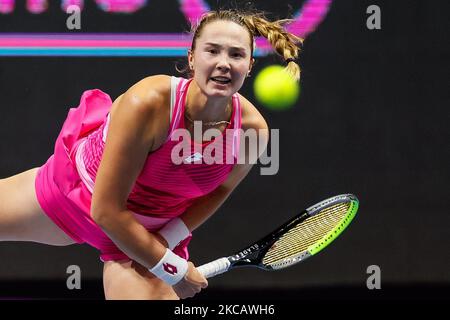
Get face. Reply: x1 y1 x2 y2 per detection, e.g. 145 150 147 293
188 20 255 98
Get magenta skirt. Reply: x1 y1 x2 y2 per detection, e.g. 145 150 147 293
34 89 190 262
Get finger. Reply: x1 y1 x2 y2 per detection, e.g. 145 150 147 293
190 268 209 284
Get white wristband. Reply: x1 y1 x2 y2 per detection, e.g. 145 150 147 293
149 249 188 285
158 217 190 250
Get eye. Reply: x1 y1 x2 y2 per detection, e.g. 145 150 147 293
207 49 218 54
231 52 244 59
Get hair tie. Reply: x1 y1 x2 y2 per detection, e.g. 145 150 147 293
285 58 296 64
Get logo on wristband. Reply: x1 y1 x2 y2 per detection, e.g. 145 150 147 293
163 263 178 275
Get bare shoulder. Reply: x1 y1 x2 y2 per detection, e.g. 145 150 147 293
134 74 172 100
237 93 269 131
110 74 172 150
114 75 171 110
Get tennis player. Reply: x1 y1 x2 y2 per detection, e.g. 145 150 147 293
0 9 301 299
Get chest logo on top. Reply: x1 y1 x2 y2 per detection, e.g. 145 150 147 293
183 152 203 164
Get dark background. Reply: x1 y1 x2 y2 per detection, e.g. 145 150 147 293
0 0 448 301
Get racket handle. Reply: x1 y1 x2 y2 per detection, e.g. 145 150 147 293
197 257 231 279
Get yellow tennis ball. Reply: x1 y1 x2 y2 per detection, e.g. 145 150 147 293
253 65 300 110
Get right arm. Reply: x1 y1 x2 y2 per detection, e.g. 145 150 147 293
91 75 207 297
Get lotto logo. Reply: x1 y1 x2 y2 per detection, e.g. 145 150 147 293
163 263 178 275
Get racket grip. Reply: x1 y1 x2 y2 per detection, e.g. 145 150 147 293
197 258 231 279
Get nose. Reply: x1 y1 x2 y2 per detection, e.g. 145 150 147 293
216 54 231 72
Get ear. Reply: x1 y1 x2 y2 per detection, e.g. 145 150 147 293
188 49 194 70
248 57 255 74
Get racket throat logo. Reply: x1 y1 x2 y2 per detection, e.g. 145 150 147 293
233 244 260 261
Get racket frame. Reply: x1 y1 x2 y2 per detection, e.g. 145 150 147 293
225 194 358 271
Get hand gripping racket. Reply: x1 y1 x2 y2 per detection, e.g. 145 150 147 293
197 194 359 278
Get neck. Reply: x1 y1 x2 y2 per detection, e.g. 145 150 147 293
185 79 232 123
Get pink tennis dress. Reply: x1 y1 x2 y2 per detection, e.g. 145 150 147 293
34 76 242 262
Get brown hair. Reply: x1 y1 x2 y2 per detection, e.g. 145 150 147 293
183 9 303 81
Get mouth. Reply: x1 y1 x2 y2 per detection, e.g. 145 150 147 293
210 76 232 85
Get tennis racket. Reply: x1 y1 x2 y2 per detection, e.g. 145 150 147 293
197 194 359 278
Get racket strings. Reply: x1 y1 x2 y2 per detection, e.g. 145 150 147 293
262 202 350 266
270 204 345 249
270 206 343 255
